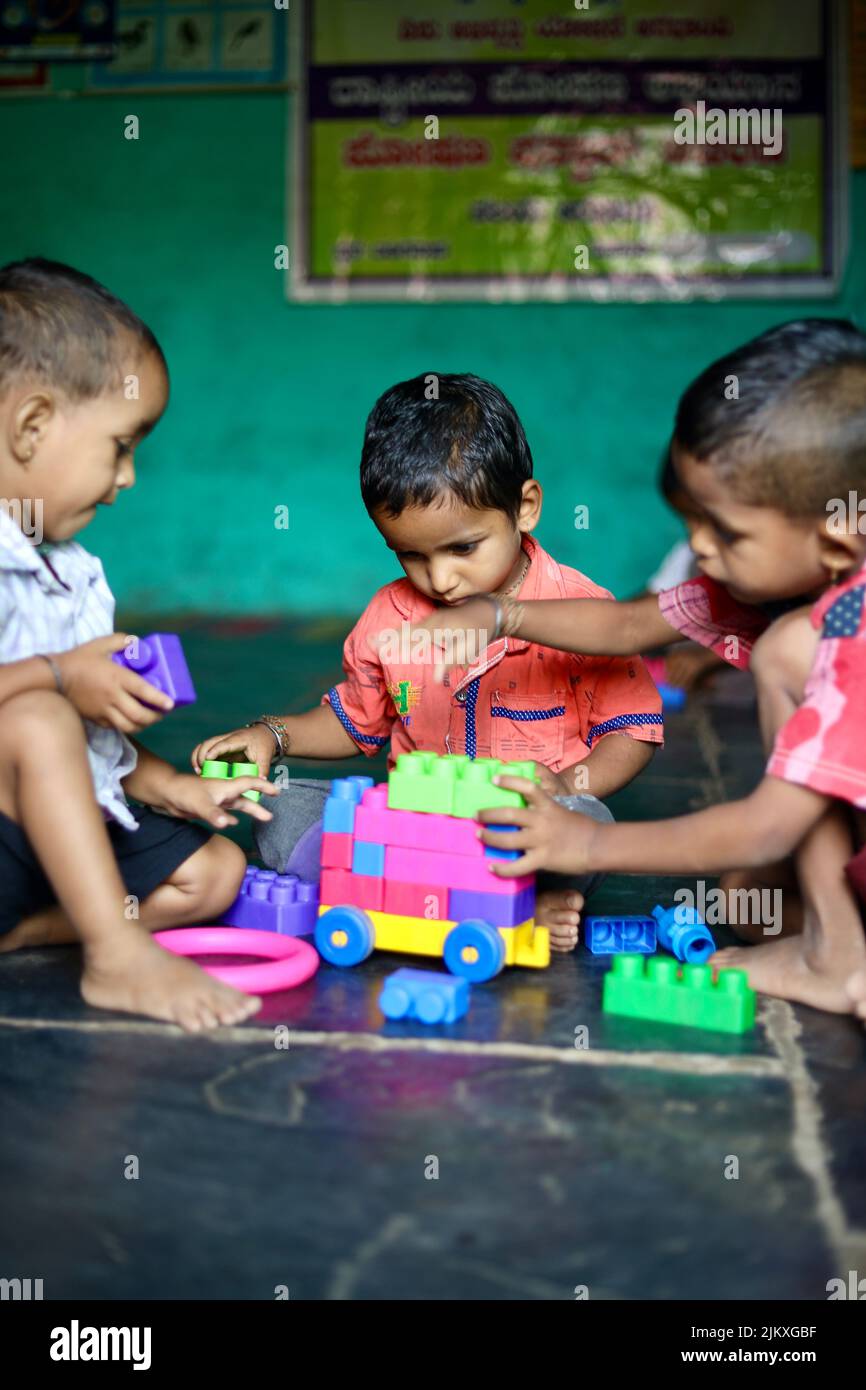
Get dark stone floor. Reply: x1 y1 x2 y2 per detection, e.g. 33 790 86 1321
1 619 864 1300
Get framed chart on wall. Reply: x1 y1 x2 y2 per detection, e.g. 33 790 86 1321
85 0 287 90
290 0 848 302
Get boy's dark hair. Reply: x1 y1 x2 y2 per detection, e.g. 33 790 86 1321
360 373 533 521
674 318 866 516
0 257 165 401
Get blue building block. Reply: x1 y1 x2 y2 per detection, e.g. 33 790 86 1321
379 968 470 1024
585 916 657 955
483 823 522 861
652 903 716 964
351 840 386 877
322 776 374 834
658 682 687 711
220 867 320 937
448 885 535 929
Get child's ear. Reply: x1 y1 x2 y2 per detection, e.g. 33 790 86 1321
817 514 865 581
10 390 55 464
517 479 543 533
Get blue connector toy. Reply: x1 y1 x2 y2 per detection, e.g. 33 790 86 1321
379 968 470 1025
585 917 656 955
652 903 716 964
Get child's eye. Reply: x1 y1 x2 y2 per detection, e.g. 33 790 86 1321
115 441 133 460
450 543 478 555
714 524 740 544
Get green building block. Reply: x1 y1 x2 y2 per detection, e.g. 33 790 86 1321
451 758 538 819
387 750 539 818
201 758 262 803
602 955 756 1034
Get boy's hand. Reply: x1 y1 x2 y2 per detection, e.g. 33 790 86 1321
191 725 276 774
369 595 497 681
478 775 600 877
56 634 175 732
160 771 279 828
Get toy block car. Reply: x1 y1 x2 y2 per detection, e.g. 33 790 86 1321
316 754 549 982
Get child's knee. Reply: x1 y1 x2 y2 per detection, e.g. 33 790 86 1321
186 837 246 915
0 689 82 757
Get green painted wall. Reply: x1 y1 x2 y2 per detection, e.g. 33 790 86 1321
3 92 864 613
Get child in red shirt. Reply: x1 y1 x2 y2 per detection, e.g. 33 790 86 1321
407 321 866 1017
193 373 662 946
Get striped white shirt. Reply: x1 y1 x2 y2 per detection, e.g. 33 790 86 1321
0 507 138 829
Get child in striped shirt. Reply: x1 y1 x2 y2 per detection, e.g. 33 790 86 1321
0 258 276 1030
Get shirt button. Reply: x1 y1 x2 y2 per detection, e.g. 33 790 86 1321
455 691 466 704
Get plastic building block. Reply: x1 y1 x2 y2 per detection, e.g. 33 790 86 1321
645 655 687 711
383 879 448 919
585 916 657 955
320 867 384 912
448 885 535 929
379 968 470 1024
483 824 522 861
201 759 262 803
652 903 716 964
354 785 485 858
602 955 756 1034
384 844 532 895
320 832 354 871
322 776 374 834
112 632 196 706
387 751 539 819
351 840 386 877
220 866 319 937
451 758 538 820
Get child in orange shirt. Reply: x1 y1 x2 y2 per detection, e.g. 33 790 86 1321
193 373 662 947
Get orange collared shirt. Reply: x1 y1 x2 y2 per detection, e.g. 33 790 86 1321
322 535 663 772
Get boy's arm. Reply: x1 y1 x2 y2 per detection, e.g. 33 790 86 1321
192 703 361 772
0 655 58 705
563 734 655 800
477 773 828 879
124 741 278 827
370 591 685 672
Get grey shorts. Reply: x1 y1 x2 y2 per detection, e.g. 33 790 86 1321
253 779 614 899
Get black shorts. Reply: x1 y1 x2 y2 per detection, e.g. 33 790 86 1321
0 805 212 936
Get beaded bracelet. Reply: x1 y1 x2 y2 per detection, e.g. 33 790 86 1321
248 717 288 760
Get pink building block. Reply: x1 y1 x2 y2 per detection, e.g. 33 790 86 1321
321 832 354 871
383 879 449 919
354 784 485 857
320 868 384 912
383 845 532 895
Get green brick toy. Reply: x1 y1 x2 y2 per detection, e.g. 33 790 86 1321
387 751 540 819
602 955 756 1034
200 759 262 803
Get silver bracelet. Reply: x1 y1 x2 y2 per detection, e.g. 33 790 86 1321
247 718 283 759
38 654 64 694
479 593 505 642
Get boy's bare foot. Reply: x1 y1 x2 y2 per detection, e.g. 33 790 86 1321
536 889 584 952
710 934 866 1014
81 931 261 1031
846 971 866 1026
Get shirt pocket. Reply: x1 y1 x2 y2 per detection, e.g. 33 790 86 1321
489 689 567 766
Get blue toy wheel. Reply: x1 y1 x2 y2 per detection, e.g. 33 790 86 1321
444 919 505 983
315 906 375 967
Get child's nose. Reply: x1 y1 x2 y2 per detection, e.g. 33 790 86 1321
429 561 458 598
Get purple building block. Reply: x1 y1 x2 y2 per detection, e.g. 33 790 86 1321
585 916 656 955
112 633 196 706
379 968 470 1024
220 867 319 937
448 885 536 928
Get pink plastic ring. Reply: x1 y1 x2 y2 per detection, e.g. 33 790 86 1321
153 927 319 994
